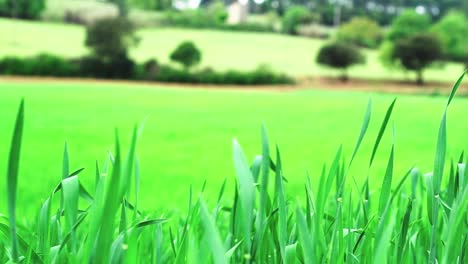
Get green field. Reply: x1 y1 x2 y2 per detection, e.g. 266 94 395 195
1 80 467 217
0 18 465 81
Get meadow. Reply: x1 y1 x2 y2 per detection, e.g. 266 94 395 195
1 79 468 218
0 18 465 82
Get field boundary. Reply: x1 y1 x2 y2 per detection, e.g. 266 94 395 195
1 75 467 94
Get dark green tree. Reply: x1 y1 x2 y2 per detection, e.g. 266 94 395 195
392 33 443 85
170 41 202 70
316 42 365 81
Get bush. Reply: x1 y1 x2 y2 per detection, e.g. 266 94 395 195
0 0 46 19
152 64 293 85
432 11 468 66
282 6 317 35
79 55 135 79
170 41 202 70
336 17 383 49
0 54 79 76
316 42 365 81
392 33 443 85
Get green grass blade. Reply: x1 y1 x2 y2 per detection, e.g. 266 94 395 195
199 197 227 264
446 69 467 107
296 203 316 263
369 98 396 166
378 145 394 216
6 99 24 263
350 98 372 165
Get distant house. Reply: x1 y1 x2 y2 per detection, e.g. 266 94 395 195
227 1 248 24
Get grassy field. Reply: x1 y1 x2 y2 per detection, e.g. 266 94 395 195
0 18 465 82
1 79 467 217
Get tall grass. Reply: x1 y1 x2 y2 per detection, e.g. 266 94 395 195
0 70 467 263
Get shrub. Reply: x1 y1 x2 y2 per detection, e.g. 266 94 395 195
170 41 202 70
282 6 316 35
0 54 79 77
432 11 468 66
79 55 135 79
316 42 365 81
392 33 443 85
0 0 46 19
336 17 383 49
152 64 293 85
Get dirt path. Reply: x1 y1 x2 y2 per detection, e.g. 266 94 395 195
1 75 466 95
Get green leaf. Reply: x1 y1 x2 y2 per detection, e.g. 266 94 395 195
369 98 396 166
6 99 24 263
199 197 228 264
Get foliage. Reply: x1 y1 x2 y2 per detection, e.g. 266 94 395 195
336 17 383 49
85 17 137 59
386 10 431 42
316 42 365 81
432 11 468 65
392 33 443 84
282 6 317 35
79 55 135 79
0 71 466 263
142 63 294 85
0 54 80 77
170 41 202 69
163 2 227 29
0 0 46 19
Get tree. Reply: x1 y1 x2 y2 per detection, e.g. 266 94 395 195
387 10 431 42
84 17 138 78
282 6 316 35
336 17 383 49
316 42 365 81
380 10 431 68
85 17 138 60
432 11 468 66
170 41 202 70
0 0 46 19
392 33 443 85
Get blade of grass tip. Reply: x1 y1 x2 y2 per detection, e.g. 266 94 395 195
446 69 467 107
349 97 372 166
134 155 140 220
61 175 80 252
62 142 69 179
95 129 122 263
378 145 394 216
6 99 24 263
274 146 287 263
369 98 396 167
428 113 447 264
122 125 138 202
252 123 270 259
232 139 255 253
199 197 227 264
296 202 316 263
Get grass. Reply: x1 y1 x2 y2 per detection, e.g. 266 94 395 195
0 18 465 81
1 79 468 218
0 72 466 263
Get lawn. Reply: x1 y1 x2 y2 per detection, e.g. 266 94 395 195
1 79 467 217
0 18 465 82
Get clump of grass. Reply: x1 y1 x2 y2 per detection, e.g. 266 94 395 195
0 70 467 263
